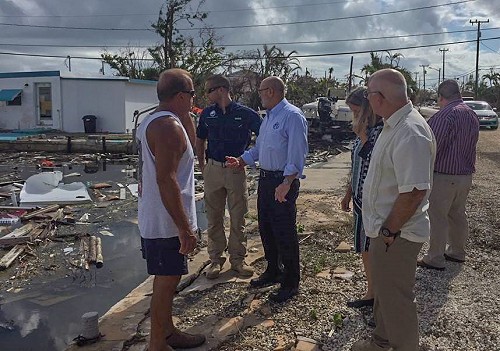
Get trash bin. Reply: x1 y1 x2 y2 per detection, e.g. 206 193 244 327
82 115 97 133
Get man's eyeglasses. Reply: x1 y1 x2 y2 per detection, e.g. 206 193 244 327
206 86 223 94
177 90 196 97
363 90 384 99
258 87 270 94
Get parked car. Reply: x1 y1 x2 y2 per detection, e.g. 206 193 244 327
464 101 498 130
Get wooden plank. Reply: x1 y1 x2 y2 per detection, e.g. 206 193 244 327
22 205 60 220
0 245 25 270
0 180 24 187
0 206 34 211
0 222 34 247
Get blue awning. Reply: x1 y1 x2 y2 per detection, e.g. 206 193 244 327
0 89 22 102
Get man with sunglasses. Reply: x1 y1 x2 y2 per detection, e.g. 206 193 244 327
196 75 261 280
136 68 205 351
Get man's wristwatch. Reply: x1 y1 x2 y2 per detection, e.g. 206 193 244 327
282 178 292 185
379 226 401 238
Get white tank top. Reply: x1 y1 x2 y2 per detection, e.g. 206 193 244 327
136 111 197 239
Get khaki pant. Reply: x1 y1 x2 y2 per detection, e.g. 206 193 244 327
370 236 423 351
422 173 472 268
203 160 248 266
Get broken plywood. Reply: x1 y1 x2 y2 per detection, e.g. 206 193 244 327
0 245 25 270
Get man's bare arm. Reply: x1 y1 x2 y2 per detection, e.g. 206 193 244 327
177 112 196 148
195 137 207 171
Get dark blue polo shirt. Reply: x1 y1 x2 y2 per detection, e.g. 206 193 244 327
196 101 262 162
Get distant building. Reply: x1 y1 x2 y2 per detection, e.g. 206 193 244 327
0 71 157 133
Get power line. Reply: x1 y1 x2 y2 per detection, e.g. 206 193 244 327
0 0 476 32
182 0 476 31
1 27 498 49
0 0 357 17
481 41 500 56
2 35 498 62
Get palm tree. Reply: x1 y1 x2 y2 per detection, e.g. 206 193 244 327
385 51 405 67
482 69 500 87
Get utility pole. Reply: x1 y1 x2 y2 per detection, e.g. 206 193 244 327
470 19 489 99
348 56 353 92
420 64 429 91
414 71 419 85
439 48 448 80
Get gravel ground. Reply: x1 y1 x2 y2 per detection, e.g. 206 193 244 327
167 128 500 351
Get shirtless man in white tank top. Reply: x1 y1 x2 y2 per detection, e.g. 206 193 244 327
136 68 205 351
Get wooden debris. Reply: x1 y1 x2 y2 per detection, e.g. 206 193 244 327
29 224 47 241
0 180 24 187
90 183 112 189
50 208 64 221
22 205 60 220
0 245 25 270
0 222 35 247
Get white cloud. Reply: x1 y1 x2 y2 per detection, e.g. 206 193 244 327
0 0 497 86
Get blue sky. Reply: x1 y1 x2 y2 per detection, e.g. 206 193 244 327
0 0 498 90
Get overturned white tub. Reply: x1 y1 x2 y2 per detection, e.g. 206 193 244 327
20 171 92 206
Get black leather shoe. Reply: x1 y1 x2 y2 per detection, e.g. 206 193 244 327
347 298 374 308
444 254 465 263
249 272 282 288
269 287 298 303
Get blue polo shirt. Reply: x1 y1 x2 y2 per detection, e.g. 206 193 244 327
196 101 262 162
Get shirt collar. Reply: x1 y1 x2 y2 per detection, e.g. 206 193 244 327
441 98 463 112
214 100 236 114
385 101 413 128
267 98 287 117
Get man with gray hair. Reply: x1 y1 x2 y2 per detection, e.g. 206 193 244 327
226 76 308 303
417 79 479 270
353 69 436 351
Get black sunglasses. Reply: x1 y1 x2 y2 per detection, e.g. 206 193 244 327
206 86 223 94
177 90 196 97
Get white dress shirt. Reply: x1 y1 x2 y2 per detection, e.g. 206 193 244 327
362 102 436 243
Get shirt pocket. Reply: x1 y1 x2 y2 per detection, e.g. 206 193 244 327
225 119 249 142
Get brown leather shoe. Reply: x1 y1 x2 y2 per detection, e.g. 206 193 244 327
166 328 206 348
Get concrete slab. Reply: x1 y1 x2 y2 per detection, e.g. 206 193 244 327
302 151 351 191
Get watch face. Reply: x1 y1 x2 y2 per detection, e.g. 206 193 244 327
381 228 391 237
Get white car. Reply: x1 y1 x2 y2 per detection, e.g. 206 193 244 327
464 101 498 130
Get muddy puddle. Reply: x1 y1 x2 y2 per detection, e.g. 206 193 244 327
0 160 149 351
